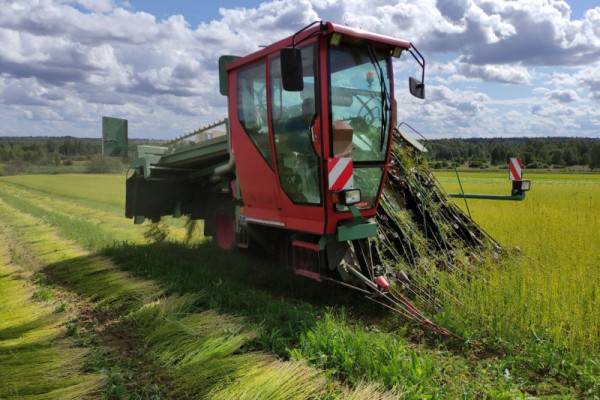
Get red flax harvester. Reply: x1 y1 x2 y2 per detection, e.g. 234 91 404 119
121 21 530 335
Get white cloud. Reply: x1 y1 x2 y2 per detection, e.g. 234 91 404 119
74 0 114 13
575 64 600 100
448 61 531 84
436 0 470 22
441 2 600 66
0 0 598 138
546 89 579 103
551 72 578 87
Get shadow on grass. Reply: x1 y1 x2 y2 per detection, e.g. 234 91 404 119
42 240 388 356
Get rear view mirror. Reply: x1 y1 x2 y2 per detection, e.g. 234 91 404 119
281 47 303 92
409 77 425 99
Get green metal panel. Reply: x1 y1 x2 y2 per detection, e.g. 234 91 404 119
449 193 525 201
159 135 229 167
337 221 378 241
137 145 168 158
219 55 240 96
128 119 231 180
102 116 128 157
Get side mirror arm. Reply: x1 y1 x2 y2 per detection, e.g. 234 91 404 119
407 43 425 86
407 43 426 99
281 21 326 92
290 20 325 48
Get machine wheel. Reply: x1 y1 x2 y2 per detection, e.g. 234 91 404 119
214 212 236 250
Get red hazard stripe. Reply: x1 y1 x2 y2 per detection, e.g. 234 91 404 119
332 161 353 191
328 157 353 190
327 158 339 190
328 157 340 173
509 159 521 181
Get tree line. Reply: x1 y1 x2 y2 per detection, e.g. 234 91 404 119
424 137 600 170
0 137 101 164
0 137 154 175
1 136 600 172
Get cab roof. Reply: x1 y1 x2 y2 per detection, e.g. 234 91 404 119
226 21 411 72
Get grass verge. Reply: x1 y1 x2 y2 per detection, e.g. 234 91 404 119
0 184 548 398
0 237 104 399
3 181 594 398
0 196 399 399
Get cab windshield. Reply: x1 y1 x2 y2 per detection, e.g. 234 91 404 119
329 43 391 162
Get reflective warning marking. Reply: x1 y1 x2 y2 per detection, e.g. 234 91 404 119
328 157 353 191
509 157 523 181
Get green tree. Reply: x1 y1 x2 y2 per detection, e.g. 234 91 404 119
551 150 564 166
523 151 536 166
590 144 600 169
45 140 56 153
490 145 507 165
563 148 576 166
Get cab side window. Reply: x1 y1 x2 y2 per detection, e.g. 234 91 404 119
237 60 272 167
270 45 321 204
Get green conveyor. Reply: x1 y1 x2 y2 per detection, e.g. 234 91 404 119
125 119 232 221
131 119 230 179
159 134 229 169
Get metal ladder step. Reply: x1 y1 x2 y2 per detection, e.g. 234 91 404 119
291 240 321 282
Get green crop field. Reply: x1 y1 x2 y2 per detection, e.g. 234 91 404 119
0 171 599 399
436 172 600 346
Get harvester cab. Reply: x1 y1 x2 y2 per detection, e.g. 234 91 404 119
126 21 459 334
220 21 425 243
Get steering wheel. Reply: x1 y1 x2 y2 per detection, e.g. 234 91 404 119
355 95 380 126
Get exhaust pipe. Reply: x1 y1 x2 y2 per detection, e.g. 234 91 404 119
210 155 235 182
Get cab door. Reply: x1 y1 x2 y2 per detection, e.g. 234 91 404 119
268 43 325 234
230 59 282 227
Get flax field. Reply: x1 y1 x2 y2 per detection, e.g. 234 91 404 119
0 171 599 399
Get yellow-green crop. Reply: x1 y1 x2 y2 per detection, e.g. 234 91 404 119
1 173 126 207
0 237 103 399
436 171 600 358
1 171 599 396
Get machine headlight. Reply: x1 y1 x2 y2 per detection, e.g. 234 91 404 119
511 179 531 195
339 189 361 205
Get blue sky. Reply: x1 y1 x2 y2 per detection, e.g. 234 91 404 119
0 0 599 139
128 0 596 22
126 0 264 26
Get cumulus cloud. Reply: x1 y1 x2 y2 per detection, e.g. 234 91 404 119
0 78 56 106
551 72 578 87
448 61 531 84
575 64 600 100
427 85 489 114
436 0 470 22
75 0 114 13
546 89 579 103
396 84 494 136
0 0 598 138
458 2 600 66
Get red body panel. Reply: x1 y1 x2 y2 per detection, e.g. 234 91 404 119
320 33 396 235
266 48 325 235
227 21 405 236
325 22 411 49
227 72 282 227
226 22 411 73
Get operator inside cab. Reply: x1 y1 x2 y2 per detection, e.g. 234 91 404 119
275 96 320 204
270 46 321 205
282 97 315 154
